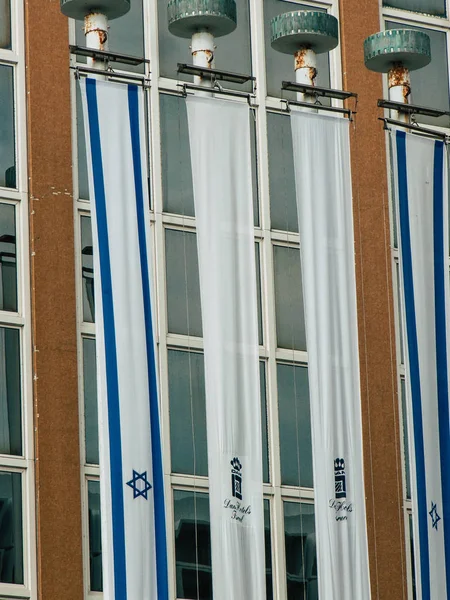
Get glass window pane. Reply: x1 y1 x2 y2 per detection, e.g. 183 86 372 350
165 228 202 337
409 513 416 599
88 480 103 592
255 242 263 345
169 350 208 477
396 262 404 365
386 22 450 127
76 84 90 201
0 471 23 584
0 1 11 49
83 338 99 465
160 93 194 216
0 203 16 312
284 501 317 600
159 0 252 89
0 328 21 456
278 363 312 488
383 0 446 17
273 245 306 351
267 112 297 232
264 499 274 600
0 65 15 189
265 1 330 99
401 378 411 500
260 362 269 484
174 489 212 600
75 0 145 71
81 216 95 323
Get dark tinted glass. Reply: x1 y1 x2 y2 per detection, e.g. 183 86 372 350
284 501 317 600
0 203 16 311
0 471 23 584
81 216 95 323
76 83 90 201
0 65 15 189
174 489 212 600
267 112 297 232
83 338 99 465
273 245 306 351
0 327 21 455
278 363 313 488
0 1 11 49
384 0 446 17
264 499 274 600
88 480 103 592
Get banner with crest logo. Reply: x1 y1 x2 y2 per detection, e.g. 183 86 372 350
186 95 266 600
392 129 450 600
291 111 371 599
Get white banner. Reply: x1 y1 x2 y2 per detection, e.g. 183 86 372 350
186 95 266 600
291 111 371 599
392 130 450 600
80 78 168 600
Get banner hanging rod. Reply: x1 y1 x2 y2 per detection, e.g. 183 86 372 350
284 99 354 119
178 82 256 105
380 118 450 142
72 65 151 87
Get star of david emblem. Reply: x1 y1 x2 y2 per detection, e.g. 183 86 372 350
126 470 152 500
429 502 441 531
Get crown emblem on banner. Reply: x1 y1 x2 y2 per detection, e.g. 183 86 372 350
334 458 345 471
230 457 242 472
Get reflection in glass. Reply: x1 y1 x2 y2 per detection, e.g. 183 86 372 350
169 350 207 476
81 216 95 323
88 480 103 592
0 471 23 584
409 514 416 599
387 22 450 127
75 0 145 72
267 112 297 232
264 499 273 600
0 327 21 456
0 203 16 312
384 0 445 17
83 338 99 465
76 84 90 201
273 245 306 351
174 489 212 600
284 501 317 600
168 349 270 482
160 93 195 216
278 363 312 488
0 0 11 49
165 228 202 337
264 0 330 99
158 0 252 90
401 379 411 500
0 65 15 189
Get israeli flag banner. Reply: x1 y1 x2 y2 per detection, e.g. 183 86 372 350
392 129 450 600
291 111 371 599
80 78 168 600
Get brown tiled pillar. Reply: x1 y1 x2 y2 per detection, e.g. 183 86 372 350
24 1 83 598
339 1 407 598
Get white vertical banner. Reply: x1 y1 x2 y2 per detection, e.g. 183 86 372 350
392 130 450 600
291 111 371 599
80 78 168 600
186 95 266 600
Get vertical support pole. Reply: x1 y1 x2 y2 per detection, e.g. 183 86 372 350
388 63 411 124
191 31 215 87
294 47 317 106
84 12 109 72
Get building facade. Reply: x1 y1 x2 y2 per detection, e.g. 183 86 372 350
0 0 449 598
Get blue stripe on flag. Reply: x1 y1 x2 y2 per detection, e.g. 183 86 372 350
86 78 128 598
396 130 430 599
433 139 450 589
128 84 169 600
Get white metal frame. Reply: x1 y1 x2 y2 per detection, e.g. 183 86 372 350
70 0 341 598
0 1 36 599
